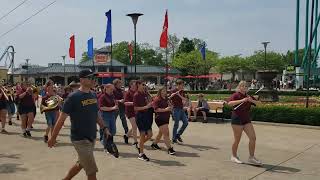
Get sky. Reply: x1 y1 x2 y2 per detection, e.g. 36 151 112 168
0 0 309 67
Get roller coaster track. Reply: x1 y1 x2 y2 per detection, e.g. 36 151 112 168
0 46 15 83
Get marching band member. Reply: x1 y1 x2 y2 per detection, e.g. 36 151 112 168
6 85 16 126
151 87 176 155
124 80 138 149
113 79 130 144
17 82 35 137
169 79 188 143
0 86 9 133
133 80 153 161
228 81 262 166
41 81 60 143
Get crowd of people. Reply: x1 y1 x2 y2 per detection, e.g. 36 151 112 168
0 69 263 180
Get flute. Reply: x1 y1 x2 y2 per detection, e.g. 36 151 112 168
233 85 264 110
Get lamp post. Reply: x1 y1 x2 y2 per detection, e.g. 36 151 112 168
127 13 143 78
62 55 66 85
25 58 30 81
261 42 270 70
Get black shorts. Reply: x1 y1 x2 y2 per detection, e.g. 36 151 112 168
231 115 251 125
155 118 169 127
136 111 153 133
18 105 34 115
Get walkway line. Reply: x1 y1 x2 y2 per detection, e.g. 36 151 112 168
248 143 318 180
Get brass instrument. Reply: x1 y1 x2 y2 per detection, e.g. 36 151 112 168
32 85 39 96
40 95 63 113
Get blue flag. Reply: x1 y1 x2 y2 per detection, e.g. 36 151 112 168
87 37 94 59
200 42 206 60
105 10 112 43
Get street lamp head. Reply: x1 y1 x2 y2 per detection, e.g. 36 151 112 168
261 41 270 49
126 13 144 26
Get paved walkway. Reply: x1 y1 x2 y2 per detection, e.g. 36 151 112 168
0 112 319 180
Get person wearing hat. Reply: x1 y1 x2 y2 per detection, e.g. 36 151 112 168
69 81 80 92
48 69 110 180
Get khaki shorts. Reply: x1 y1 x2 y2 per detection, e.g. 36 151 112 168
72 140 98 176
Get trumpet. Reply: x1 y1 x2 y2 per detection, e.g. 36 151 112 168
40 95 63 113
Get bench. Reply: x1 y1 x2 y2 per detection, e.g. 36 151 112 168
190 101 225 123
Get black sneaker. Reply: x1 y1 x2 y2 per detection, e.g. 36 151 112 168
111 143 119 158
44 135 49 143
123 135 129 144
177 136 183 143
168 147 176 155
23 132 27 137
151 143 161 150
138 154 150 161
26 131 31 137
133 142 139 150
172 139 178 144
8 121 12 125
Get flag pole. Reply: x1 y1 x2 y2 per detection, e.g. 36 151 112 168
110 42 113 78
165 47 168 90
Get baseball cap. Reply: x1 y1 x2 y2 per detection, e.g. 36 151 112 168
79 69 95 78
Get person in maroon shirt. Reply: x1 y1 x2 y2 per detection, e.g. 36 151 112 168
151 87 176 155
0 86 9 133
124 80 138 148
169 79 188 143
133 80 153 161
42 81 60 143
113 79 129 144
18 82 35 137
228 81 262 166
99 84 119 158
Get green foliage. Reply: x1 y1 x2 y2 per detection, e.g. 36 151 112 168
112 41 132 65
171 50 218 75
247 50 287 72
177 37 195 54
215 55 244 81
80 52 90 62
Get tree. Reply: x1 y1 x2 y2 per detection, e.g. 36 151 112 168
80 52 90 62
171 49 218 76
248 50 287 72
168 34 180 61
138 43 164 66
215 55 243 81
177 37 195 54
192 38 206 50
282 49 316 67
112 41 132 65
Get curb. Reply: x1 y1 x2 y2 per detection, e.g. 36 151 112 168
252 121 320 130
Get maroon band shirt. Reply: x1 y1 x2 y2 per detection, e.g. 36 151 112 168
153 96 170 122
18 90 34 107
228 92 256 124
170 88 185 108
133 91 148 113
124 90 135 118
99 93 116 112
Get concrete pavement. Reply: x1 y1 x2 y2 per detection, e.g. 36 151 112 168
0 113 319 180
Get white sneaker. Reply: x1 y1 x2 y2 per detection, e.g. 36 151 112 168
248 156 262 166
231 156 243 164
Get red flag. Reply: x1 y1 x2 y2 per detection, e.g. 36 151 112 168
160 10 168 48
128 42 133 64
69 35 75 59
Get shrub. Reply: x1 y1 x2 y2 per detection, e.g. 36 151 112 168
223 105 320 126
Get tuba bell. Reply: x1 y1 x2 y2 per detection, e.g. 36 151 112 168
40 95 63 113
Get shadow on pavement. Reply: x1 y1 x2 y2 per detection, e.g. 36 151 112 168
0 163 28 174
150 159 186 167
0 153 21 159
178 143 219 151
175 151 200 158
244 163 301 173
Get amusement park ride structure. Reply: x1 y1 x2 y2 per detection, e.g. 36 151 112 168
0 46 15 84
